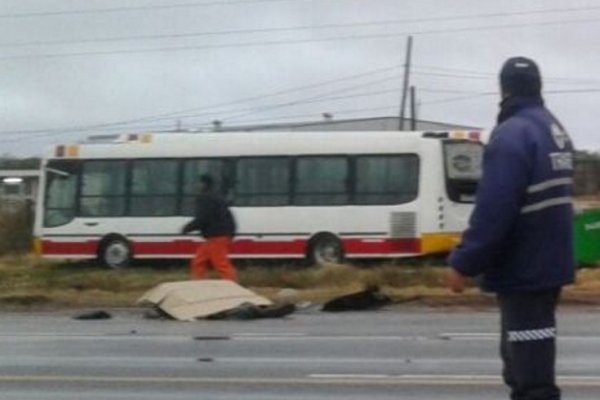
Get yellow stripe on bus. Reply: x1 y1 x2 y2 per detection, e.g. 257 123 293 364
32 237 43 257
420 233 462 255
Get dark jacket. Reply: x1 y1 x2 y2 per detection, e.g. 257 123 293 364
182 191 236 238
449 96 576 292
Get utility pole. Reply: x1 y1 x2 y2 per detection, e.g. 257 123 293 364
410 86 417 130
398 35 413 131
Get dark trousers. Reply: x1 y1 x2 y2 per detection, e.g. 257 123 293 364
497 288 562 400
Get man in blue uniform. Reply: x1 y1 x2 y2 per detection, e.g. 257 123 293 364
447 57 575 400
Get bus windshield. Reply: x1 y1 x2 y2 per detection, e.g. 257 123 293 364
44 160 79 227
444 140 483 203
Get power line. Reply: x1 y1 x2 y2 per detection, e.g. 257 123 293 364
85 74 401 126
0 106 402 144
4 85 479 141
546 89 600 94
3 84 599 142
414 88 600 108
419 88 492 95
91 85 485 126
3 15 600 61
205 75 402 124
137 78 402 124
421 93 495 105
4 5 600 48
0 0 322 19
414 64 600 85
5 87 600 144
2 2 600 21
194 105 401 129
0 64 402 137
217 87 600 125
207 86 493 120
412 70 491 81
138 64 400 123
139 86 600 127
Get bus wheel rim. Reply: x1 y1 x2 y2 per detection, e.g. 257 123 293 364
105 242 129 267
316 242 341 264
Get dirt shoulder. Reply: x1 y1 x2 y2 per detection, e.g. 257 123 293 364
0 256 599 312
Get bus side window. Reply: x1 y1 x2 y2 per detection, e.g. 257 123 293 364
294 157 348 206
80 161 127 217
354 155 419 205
130 160 178 216
234 158 290 207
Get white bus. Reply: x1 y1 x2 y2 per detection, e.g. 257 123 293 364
34 130 483 268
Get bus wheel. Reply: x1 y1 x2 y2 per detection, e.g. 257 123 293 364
308 233 344 265
98 236 131 269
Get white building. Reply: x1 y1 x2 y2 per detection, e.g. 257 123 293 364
0 169 39 210
206 115 481 133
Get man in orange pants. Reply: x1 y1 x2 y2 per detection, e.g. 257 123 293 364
181 174 237 281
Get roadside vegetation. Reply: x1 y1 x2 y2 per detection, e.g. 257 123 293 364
0 254 598 311
0 255 448 309
0 205 33 256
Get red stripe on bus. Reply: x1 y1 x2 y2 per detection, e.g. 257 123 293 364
132 240 196 255
41 238 420 257
233 239 307 255
131 240 307 255
344 238 421 254
42 240 99 255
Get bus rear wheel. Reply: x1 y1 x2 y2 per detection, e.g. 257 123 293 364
98 236 131 269
308 233 344 265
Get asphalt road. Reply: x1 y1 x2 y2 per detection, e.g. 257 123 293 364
1 306 600 399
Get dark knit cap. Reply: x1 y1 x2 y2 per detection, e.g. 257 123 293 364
199 174 215 189
500 57 542 97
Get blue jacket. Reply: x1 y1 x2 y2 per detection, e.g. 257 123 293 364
449 96 576 292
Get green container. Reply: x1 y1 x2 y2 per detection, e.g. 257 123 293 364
575 208 600 265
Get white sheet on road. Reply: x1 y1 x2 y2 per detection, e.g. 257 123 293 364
137 280 272 321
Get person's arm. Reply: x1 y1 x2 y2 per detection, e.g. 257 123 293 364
449 121 531 278
181 196 212 234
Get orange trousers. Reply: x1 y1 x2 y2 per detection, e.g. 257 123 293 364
190 236 237 281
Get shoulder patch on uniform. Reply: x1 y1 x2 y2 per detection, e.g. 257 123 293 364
551 123 569 150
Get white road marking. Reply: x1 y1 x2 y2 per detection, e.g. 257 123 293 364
1 332 599 342
1 355 498 365
232 334 431 341
309 374 390 379
438 332 498 340
310 374 600 387
234 332 308 337
0 374 599 387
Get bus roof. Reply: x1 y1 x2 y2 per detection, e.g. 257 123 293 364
45 130 482 160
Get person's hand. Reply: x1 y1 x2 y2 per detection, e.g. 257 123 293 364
446 268 467 294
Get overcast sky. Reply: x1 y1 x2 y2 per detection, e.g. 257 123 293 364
1 0 599 156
